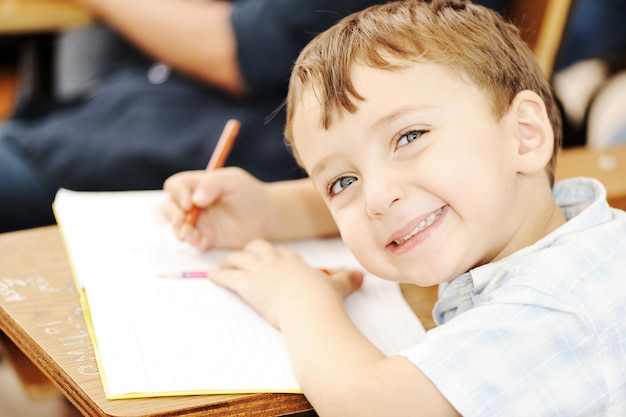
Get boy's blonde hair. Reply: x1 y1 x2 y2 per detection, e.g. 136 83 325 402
285 0 563 183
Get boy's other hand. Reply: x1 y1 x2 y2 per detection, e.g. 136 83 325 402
209 238 363 329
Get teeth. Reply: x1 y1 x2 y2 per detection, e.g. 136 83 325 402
394 208 443 245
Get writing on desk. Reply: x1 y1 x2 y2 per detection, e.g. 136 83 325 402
0 276 60 302
38 311 99 376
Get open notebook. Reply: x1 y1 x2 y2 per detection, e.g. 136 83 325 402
53 189 426 399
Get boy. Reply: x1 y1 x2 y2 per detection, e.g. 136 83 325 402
162 0 626 415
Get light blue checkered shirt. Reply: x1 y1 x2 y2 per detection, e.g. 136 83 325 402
401 177 626 416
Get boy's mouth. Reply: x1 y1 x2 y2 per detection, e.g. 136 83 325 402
392 207 444 245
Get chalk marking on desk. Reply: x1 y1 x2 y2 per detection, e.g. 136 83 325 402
77 364 99 376
0 284 25 302
0 276 28 302
37 315 99 376
0 276 60 302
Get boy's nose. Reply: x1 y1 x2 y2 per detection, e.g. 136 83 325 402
364 173 403 218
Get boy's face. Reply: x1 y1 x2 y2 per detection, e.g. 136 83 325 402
292 62 531 285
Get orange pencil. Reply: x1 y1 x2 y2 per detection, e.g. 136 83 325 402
178 119 241 240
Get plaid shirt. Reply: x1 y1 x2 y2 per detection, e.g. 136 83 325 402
401 177 626 416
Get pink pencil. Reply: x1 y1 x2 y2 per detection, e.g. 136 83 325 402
160 268 332 279
159 271 208 279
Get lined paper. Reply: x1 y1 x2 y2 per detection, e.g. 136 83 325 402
53 189 426 399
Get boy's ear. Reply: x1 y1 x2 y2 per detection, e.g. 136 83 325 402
508 90 554 175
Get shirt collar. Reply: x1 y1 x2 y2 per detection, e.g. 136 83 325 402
432 177 610 325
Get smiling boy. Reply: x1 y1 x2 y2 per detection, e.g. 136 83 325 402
162 1 626 415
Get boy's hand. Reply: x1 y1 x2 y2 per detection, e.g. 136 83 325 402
210 238 364 329
162 167 272 250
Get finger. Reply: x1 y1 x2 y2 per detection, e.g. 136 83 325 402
161 198 186 226
195 235 213 251
242 238 278 257
220 250 261 272
191 166 249 203
190 169 231 208
208 267 247 295
328 269 364 299
161 199 182 224
184 228 213 250
243 239 303 266
163 171 203 211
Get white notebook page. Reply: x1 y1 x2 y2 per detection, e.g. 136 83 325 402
53 189 426 399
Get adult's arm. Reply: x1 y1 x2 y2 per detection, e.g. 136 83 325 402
75 0 385 96
76 0 243 94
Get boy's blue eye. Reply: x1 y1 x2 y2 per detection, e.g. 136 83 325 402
397 130 424 148
328 175 357 196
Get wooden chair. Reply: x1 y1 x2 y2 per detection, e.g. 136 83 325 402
507 0 574 78
0 58 18 121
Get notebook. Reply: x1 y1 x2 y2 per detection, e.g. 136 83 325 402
53 189 426 399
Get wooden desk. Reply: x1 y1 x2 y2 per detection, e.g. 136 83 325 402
0 225 438 417
0 0 93 34
0 226 311 417
556 145 626 210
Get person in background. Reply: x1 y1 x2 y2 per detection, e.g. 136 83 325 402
552 0 626 148
0 0 404 233
162 1 626 415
